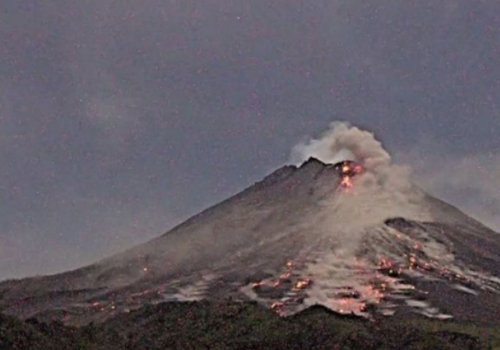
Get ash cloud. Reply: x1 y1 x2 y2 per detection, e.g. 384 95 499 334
291 122 391 171
291 122 431 241
290 122 416 196
291 122 500 233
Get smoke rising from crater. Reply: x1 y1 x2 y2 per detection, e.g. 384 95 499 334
291 122 413 190
291 122 391 172
291 122 429 223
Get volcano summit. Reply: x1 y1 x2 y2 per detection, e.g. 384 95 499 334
1 124 499 326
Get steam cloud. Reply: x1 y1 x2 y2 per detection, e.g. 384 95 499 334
290 122 429 222
290 122 410 188
291 122 391 172
290 121 499 233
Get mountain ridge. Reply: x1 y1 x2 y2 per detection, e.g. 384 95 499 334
1 157 499 326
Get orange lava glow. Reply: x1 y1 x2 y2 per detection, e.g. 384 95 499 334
332 297 368 314
336 161 364 190
378 257 395 269
340 176 353 188
294 278 312 290
362 284 385 304
353 164 364 174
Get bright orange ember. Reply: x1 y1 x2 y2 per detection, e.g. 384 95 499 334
294 278 312 290
340 176 353 188
336 161 364 189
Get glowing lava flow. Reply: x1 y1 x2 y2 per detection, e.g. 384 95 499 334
340 176 354 189
247 259 316 316
333 160 364 189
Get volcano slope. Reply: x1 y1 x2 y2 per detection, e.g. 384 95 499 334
0 157 499 326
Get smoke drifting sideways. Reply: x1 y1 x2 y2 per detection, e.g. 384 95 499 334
290 122 431 224
291 122 391 171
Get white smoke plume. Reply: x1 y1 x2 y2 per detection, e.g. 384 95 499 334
291 121 391 171
290 122 429 222
291 122 412 187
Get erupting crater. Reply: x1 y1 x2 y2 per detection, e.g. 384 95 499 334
332 160 365 189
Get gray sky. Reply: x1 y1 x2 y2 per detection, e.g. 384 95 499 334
1 1 499 280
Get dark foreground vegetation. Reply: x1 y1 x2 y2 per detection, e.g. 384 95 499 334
1 301 498 349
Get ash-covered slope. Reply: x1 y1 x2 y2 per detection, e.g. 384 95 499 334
1 157 499 326
1 123 499 326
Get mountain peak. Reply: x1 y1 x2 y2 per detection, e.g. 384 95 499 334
0 158 499 326
300 157 327 168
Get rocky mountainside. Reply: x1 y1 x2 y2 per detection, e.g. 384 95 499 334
1 157 499 326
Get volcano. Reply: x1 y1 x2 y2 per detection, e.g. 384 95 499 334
1 156 499 326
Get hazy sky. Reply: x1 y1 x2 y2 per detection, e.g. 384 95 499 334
1 1 499 279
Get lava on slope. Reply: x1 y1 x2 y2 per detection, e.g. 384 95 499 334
332 160 364 189
0 158 499 326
